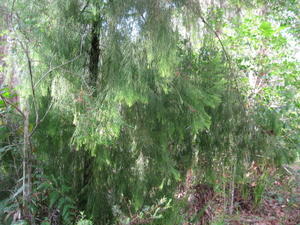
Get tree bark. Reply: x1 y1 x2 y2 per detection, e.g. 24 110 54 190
22 101 33 223
78 15 101 208
88 19 101 93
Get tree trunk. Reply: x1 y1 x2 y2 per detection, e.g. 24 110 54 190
88 19 101 93
78 15 101 208
22 101 34 224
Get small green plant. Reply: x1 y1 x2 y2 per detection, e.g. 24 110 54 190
113 197 172 225
35 175 77 224
76 212 93 225
211 217 226 225
11 221 29 225
253 172 269 207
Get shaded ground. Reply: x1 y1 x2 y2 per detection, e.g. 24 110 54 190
223 163 300 225
180 162 300 225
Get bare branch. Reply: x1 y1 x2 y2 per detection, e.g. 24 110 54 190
18 41 39 126
30 100 54 137
198 14 230 62
80 0 90 15
34 54 82 89
0 93 25 118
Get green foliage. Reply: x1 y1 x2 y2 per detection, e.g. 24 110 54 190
34 175 77 225
113 197 173 225
1 0 299 224
0 86 23 225
76 212 93 225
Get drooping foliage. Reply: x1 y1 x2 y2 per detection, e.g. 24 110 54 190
0 0 299 224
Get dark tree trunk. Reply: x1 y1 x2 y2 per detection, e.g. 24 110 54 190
88 19 101 93
78 16 101 208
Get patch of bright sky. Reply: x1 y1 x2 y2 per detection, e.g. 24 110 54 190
117 8 142 42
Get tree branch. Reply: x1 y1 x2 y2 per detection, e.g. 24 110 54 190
34 54 82 88
0 93 25 118
29 100 54 137
198 14 230 62
19 41 39 126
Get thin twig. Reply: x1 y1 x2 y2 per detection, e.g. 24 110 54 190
19 41 39 126
30 100 54 137
34 54 82 88
282 165 293 175
198 15 230 62
0 93 25 118
80 0 90 15
196 6 246 111
229 158 236 214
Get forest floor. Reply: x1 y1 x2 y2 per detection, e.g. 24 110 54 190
183 162 300 225
218 162 300 225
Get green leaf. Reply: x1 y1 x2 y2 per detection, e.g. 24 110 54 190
41 222 51 225
62 204 73 217
49 192 60 208
0 99 5 107
12 186 23 199
0 145 13 153
12 221 29 225
171 168 181 181
58 197 66 209
259 21 275 37
37 182 52 191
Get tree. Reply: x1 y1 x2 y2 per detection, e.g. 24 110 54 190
1 0 299 224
